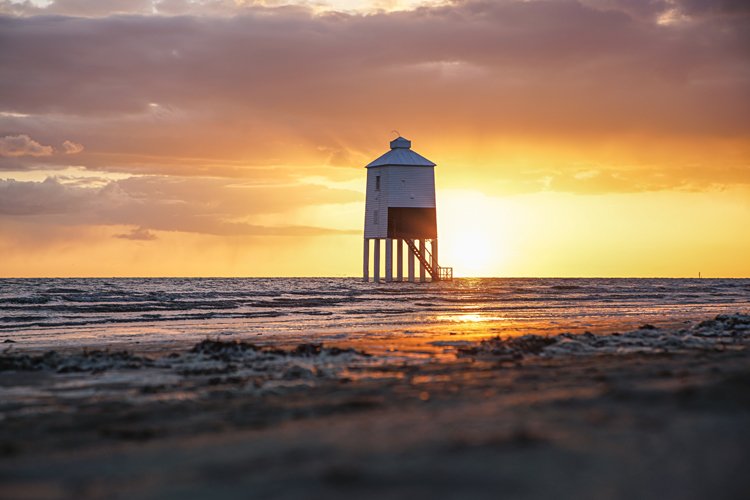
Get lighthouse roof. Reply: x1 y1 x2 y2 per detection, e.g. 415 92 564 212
365 136 436 168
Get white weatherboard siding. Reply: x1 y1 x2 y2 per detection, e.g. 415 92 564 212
364 166 436 238
364 166 387 238
385 166 436 208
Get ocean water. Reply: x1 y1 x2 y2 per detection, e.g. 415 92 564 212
1 278 749 351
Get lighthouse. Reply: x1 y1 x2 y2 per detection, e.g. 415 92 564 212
363 136 452 283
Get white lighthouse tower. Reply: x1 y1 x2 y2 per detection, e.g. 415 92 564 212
363 136 452 283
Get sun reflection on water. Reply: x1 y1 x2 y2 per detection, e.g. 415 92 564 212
436 313 508 323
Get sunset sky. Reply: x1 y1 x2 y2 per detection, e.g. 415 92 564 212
1 0 748 277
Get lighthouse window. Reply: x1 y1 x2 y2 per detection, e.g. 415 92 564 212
373 210 379 225
375 175 381 191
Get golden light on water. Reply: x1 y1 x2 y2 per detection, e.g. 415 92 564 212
436 313 507 323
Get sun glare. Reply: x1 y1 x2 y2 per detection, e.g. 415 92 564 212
439 190 513 277
445 227 492 276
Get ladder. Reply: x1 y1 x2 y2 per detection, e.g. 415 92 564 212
404 239 453 281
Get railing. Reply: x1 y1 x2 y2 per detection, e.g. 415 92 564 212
438 266 453 280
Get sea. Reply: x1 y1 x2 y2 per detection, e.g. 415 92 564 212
2 278 750 352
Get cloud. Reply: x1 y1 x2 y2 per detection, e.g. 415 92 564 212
0 134 54 157
0 0 425 17
115 226 157 240
0 0 158 17
0 175 361 235
61 140 84 154
583 0 750 21
0 0 746 194
0 177 91 214
1 2 747 124
675 0 750 17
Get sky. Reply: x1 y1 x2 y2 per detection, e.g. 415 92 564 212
0 0 749 277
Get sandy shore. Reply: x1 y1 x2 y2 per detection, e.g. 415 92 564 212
1 314 749 499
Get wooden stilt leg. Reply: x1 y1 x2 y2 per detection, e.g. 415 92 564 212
408 240 415 283
396 239 403 282
363 238 369 282
419 239 426 282
385 238 393 282
374 239 380 283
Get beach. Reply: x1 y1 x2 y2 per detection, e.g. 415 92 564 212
1 279 749 499
4 0 749 497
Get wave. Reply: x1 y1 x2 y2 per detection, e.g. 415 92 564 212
1 278 748 336
0 310 287 330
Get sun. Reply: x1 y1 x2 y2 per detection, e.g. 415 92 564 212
438 190 512 277
443 227 492 276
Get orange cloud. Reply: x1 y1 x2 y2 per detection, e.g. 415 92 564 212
61 140 84 154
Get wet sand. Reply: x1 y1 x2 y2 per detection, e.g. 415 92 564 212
1 314 749 499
